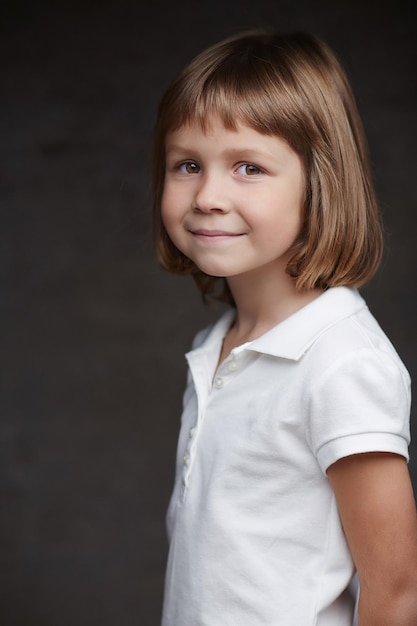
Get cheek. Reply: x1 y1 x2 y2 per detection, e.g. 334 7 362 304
160 187 175 230
283 182 305 232
161 187 184 245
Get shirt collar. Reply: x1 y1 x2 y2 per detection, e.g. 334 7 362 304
200 287 367 362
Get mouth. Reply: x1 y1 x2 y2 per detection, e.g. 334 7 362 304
190 229 244 240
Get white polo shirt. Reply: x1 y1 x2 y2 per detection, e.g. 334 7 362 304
161 287 411 626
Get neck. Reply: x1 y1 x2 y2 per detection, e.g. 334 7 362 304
225 264 322 347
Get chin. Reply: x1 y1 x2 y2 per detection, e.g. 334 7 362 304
191 261 233 278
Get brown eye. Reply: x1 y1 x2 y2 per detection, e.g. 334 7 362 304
245 164 261 175
237 163 262 176
180 162 200 174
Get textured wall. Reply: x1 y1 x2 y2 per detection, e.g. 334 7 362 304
1 1 416 624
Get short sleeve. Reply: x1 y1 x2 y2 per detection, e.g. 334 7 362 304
307 347 411 474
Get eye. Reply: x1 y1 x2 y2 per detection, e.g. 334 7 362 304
179 161 200 174
236 163 263 176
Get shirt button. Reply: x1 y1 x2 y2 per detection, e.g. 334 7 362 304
189 427 196 438
214 377 224 389
227 359 238 371
183 453 190 465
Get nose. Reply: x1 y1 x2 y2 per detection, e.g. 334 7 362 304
192 172 230 214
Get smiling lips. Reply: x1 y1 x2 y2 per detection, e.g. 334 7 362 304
190 229 244 241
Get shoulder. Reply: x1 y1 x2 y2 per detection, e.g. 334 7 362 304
189 308 235 351
190 325 213 350
306 304 411 417
305 297 410 389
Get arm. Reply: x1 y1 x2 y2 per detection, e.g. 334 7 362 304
327 452 417 626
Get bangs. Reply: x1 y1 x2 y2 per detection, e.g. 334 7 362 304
160 44 306 148
183 81 284 135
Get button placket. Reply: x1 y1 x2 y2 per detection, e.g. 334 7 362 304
213 353 241 388
180 420 200 501
227 358 239 372
214 376 224 389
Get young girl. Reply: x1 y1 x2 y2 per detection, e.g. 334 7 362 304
152 29 417 625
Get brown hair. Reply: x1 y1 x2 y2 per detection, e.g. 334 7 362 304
152 29 383 305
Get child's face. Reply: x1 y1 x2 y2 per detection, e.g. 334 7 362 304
161 115 305 284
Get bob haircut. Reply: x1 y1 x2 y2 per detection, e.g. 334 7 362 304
152 29 383 305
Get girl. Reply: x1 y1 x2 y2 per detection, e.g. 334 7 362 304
152 29 417 625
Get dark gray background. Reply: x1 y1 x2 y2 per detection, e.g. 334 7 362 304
1 1 416 624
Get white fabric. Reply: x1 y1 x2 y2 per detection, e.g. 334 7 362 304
161 287 411 626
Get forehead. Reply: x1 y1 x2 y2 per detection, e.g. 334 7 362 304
167 112 238 139
166 114 272 147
